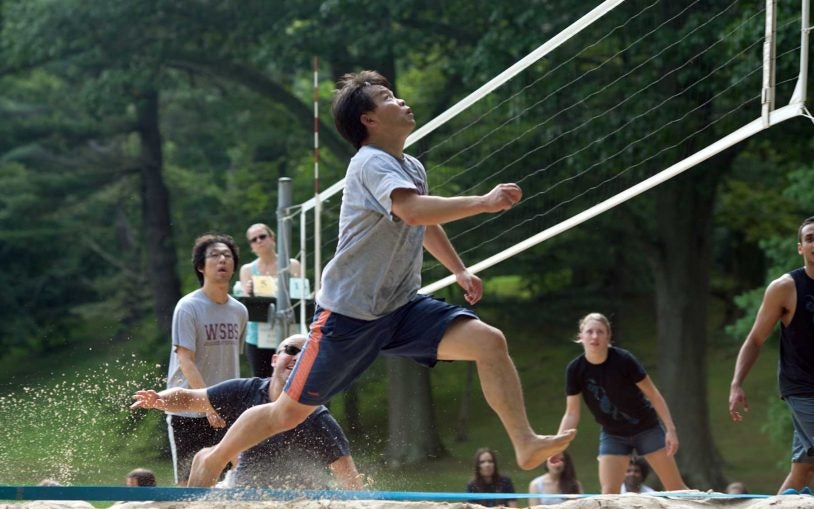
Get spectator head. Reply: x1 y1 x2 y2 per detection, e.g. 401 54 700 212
191 233 239 286
126 468 156 487
624 456 650 492
726 481 748 494
472 447 502 486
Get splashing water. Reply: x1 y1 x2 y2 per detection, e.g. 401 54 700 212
0 355 166 485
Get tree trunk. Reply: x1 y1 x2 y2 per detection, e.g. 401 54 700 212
134 89 181 337
646 162 730 490
384 358 446 466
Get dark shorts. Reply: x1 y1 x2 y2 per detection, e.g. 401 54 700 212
598 425 666 456
167 415 228 484
785 396 814 464
284 294 478 405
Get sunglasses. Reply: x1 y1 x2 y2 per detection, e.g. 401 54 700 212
250 233 270 244
282 344 302 356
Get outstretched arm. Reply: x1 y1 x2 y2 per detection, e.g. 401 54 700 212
729 276 792 421
559 395 582 434
637 375 679 456
390 183 521 226
130 387 213 414
175 346 226 428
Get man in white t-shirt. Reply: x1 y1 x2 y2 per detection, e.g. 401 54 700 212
188 71 575 486
165 233 247 485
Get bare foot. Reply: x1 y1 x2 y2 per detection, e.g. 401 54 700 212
516 429 576 470
187 447 227 487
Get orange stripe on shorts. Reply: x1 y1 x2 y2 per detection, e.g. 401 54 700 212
286 309 330 401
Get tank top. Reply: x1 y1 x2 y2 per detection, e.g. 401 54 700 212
778 267 814 397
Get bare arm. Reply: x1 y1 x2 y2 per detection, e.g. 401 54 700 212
729 276 793 421
390 183 521 226
130 387 213 414
239 263 254 296
329 455 363 490
637 375 679 456
175 346 226 428
559 395 582 434
423 224 482 305
176 346 207 389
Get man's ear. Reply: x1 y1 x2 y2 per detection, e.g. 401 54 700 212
360 112 376 128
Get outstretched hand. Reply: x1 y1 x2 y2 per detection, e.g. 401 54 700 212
482 183 522 213
130 389 166 411
728 385 748 422
455 270 483 305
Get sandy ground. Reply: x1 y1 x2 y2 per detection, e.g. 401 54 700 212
4 493 814 509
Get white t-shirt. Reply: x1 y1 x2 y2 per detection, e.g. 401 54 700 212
317 145 428 320
166 289 247 416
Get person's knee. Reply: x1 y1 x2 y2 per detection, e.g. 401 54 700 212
470 323 508 357
275 403 313 431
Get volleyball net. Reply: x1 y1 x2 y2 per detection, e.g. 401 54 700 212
284 0 809 326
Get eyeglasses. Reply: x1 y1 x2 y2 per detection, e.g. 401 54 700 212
250 233 270 244
205 251 233 259
282 344 302 356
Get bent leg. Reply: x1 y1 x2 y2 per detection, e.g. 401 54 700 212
644 448 688 491
437 318 575 470
188 393 315 486
598 455 628 494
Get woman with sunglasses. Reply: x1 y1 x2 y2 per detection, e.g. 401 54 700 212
239 223 301 377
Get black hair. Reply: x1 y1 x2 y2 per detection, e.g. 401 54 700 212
471 447 502 489
798 216 814 242
332 70 392 149
191 233 239 286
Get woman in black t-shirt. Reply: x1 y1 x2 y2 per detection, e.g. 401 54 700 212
465 447 517 507
558 313 688 494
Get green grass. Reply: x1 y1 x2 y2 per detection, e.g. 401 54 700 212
0 296 790 494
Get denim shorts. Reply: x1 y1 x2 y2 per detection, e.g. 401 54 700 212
599 425 666 456
785 395 814 464
285 294 477 406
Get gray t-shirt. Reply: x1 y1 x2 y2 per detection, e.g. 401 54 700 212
317 145 427 320
166 288 247 417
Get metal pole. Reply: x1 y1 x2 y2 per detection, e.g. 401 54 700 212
276 177 293 346
762 0 777 125
791 0 810 105
299 208 307 333
313 55 322 297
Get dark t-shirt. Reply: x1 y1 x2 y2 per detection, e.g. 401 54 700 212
466 475 516 507
207 377 350 488
779 268 814 397
565 346 659 436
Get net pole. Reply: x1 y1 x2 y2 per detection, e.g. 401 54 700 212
791 0 810 105
420 104 805 295
300 207 307 333
762 0 777 126
313 55 322 297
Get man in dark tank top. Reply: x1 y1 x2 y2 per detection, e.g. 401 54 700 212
729 216 814 495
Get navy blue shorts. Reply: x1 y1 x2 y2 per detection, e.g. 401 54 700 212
284 294 478 405
598 426 666 456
